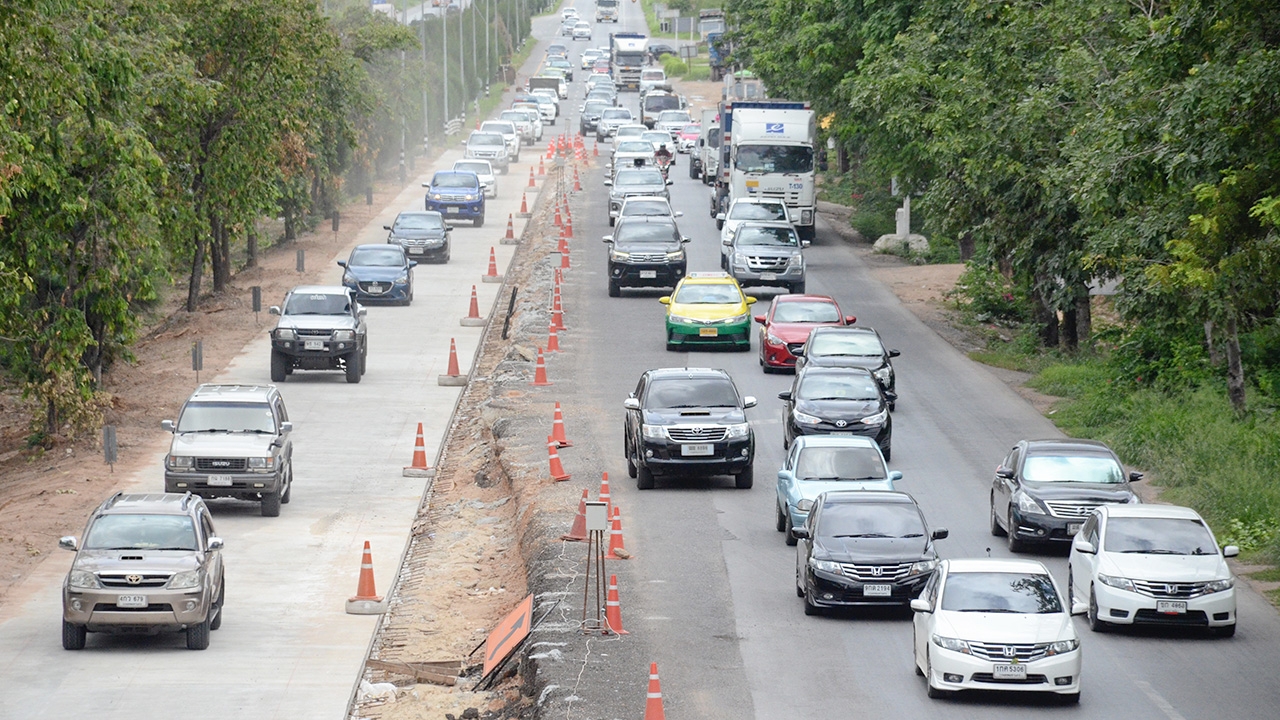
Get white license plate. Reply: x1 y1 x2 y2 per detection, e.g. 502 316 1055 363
1156 600 1187 615
368 284 384 293
117 595 148 608
993 664 1027 680
699 327 719 337
408 247 423 254
681 444 714 456
304 340 324 350
1067 523 1082 536
207 475 233 487
863 584 892 597
760 272 777 281
639 270 657 279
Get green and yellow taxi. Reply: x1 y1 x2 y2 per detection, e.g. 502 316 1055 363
660 272 756 351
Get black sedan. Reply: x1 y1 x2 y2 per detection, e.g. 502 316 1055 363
648 43 677 63
779 366 893 459
338 244 416 306
796 326 900 405
792 490 947 615
385 211 451 264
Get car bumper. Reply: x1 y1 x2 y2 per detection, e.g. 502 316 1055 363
271 338 359 359
609 261 685 288
760 339 799 368
730 265 804 288
788 421 891 449
398 243 450 262
64 586 212 631
927 646 1081 695
1008 508 1089 544
666 321 751 348
465 153 508 169
166 469 284 498
638 438 753 476
804 568 930 607
1093 583 1236 628
344 279 411 303
425 199 484 219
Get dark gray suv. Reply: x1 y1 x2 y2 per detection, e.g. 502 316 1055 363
269 285 368 384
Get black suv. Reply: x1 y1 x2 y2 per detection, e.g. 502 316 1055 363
623 368 757 490
269 285 368 384
792 490 947 615
603 216 689 296
990 438 1142 552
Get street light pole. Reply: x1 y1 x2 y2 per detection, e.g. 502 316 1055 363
471 1 478 100
458 0 466 110
421 0 429 157
443 6 449 127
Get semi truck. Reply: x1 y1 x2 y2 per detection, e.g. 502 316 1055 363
715 100 817 239
698 9 728 81
596 0 618 22
609 32 648 91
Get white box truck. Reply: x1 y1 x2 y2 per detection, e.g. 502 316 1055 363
715 100 817 239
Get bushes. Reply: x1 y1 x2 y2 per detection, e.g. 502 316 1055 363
947 263 1031 325
661 55 688 77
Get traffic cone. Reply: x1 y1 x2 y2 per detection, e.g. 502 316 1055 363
438 338 467 386
551 305 565 332
605 506 628 560
482 246 503 283
458 284 481 326
554 202 562 227
558 227 569 255
547 321 561 352
527 167 537 189
560 488 588 541
604 574 629 635
550 401 571 446
505 214 515 241
560 245 571 270
402 422 435 478
644 663 665 720
547 436 571 481
598 472 612 517
532 346 552 386
519 191 531 218
565 212 573 239
593 139 599 157
573 167 582 192
345 541 386 614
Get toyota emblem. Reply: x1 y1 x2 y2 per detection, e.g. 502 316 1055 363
126 574 143 585
691 427 704 434
834 420 848 428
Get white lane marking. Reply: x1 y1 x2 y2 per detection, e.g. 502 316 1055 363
1134 680 1188 720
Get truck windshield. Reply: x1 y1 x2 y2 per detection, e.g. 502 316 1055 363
178 402 277 433
615 51 645 66
735 145 813 174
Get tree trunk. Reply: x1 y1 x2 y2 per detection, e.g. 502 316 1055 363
1036 292 1058 347
1062 305 1078 351
1074 293 1092 349
246 224 258 268
1224 315 1246 416
1204 320 1221 365
958 232 975 261
187 235 205 312
284 206 296 242
211 216 230 292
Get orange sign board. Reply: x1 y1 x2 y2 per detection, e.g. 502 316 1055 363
483 594 534 677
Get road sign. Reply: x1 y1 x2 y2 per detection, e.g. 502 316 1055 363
483 594 533 677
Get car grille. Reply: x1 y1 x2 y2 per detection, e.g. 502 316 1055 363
294 328 333 338
1131 580 1215 599
759 188 805 204
837 562 913 582
358 281 392 295
195 458 247 471
785 343 805 356
667 426 728 442
99 573 172 589
1043 500 1102 518
396 237 442 247
745 255 790 271
970 673 1048 685
966 641 1053 663
94 603 174 612
627 252 668 263
1133 609 1209 626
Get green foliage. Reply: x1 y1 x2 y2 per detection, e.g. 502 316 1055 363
661 55 688 77
947 263 1031 326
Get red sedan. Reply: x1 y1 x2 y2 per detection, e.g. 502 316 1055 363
754 295 856 372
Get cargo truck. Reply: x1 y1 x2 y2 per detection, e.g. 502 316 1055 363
596 0 618 22
715 100 817 239
609 32 648 91
692 107 720 184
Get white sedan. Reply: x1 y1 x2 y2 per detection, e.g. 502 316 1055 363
911 558 1083 703
1068 504 1238 636
717 197 792 263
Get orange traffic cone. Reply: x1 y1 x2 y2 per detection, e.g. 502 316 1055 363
540 156 548 175
482 246 502 283
551 305 565 332
558 227 569 255
527 167 537 189
561 489 589 541
547 322 561 352
598 472 612 517
560 246 571 270
544 143 553 160
438 338 467 386
605 506 628 560
554 202 562 227
593 139 599 157
644 663 665 720
550 401 571 446
519 192 531 217
402 422 435 478
573 167 582 192
532 346 552 386
345 541 386 614
547 436 571 481
461 285 485 327
604 574 629 635
505 214 515 241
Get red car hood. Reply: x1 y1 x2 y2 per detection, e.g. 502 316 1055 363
769 321 843 343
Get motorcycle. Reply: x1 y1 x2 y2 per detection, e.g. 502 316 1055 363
654 153 673 179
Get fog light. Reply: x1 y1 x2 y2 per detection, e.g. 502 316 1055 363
822 593 834 600
645 449 653 458
1035 528 1046 536
944 673 963 683
253 483 265 488
185 600 197 612
71 599 82 612
740 448 749 456
1110 608 1129 618
1055 677 1072 686
176 482 188 488
283 342 292 348
338 342 347 349
1214 612 1231 621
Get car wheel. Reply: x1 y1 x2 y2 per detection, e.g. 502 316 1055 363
989 495 1006 536
735 464 754 489
261 490 282 517
61 620 86 650
689 161 698 179
1212 623 1237 638
803 589 821 616
1006 509 1026 552
360 344 368 375
636 464 655 490
608 216 615 227
715 218 724 231
209 576 225 630
925 651 949 699
880 443 891 462
626 446 638 479
790 282 805 294
1059 692 1081 705
280 463 293 504
785 514 798 547
1087 587 1111 633
1067 568 1075 609
474 214 485 228
665 331 677 352
270 350 288 383
186 615 211 650
775 503 786 532
345 352 361 384
608 279 620 297
888 401 896 412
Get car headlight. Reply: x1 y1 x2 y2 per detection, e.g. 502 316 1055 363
167 455 194 470
168 570 202 590
273 328 297 341
342 272 354 285
247 456 275 470
796 499 814 512
1205 577 1235 593
801 209 814 225
765 332 783 345
788 254 803 267
793 409 822 425
665 250 684 261
809 558 841 574
432 193 443 200
860 409 888 425
333 329 355 342
668 314 698 325
932 635 971 654
1097 573 1135 592
610 250 630 261
1015 491 1045 515
722 313 749 325
68 569 101 589
733 252 747 265
1045 638 1079 656
641 424 667 439
909 559 937 576
465 194 476 201
395 271 409 283
873 366 893 384
725 422 750 439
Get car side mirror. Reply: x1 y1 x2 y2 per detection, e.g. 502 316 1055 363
790 527 810 540
753 315 766 324
1071 599 1089 616
623 398 640 410
777 391 792 401
382 225 392 231
603 179 613 186
844 316 857 325
658 296 671 305
207 537 224 551
358 307 368 318
666 179 674 185
269 306 281 316
889 349 901 358
422 182 430 187
801 240 811 248
1129 471 1144 482
932 528 949 540
445 225 454 232
792 346 805 356
910 598 932 614
722 237 733 246
1072 538 1096 555
603 236 613 243
408 261 418 269
742 396 757 409
280 421 293 434
996 467 1016 479
59 536 78 552
681 237 691 244
746 296 757 305
161 420 175 432
336 260 346 268
716 212 726 221
1223 545 1240 558
777 470 790 481
674 211 684 217
889 470 903 482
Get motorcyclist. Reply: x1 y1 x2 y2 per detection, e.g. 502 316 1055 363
654 143 673 165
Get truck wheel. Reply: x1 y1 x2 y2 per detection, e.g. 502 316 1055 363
637 465 655 490
344 352 361 384
790 282 805 294
186 615 211 650
280 463 293 504
270 350 288 383
62 620 86 650
689 162 698 179
735 464 754 489
608 279 620 297
261 489 282 517
474 214 485 228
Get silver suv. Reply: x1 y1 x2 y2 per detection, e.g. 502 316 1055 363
721 220 810 293
465 131 511 173
163 384 294 517
269 285 368 383
60 492 225 650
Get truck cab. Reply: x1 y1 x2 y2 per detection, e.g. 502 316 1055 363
717 100 817 240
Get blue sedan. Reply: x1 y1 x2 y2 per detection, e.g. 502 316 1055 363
338 244 416 306
775 435 900 545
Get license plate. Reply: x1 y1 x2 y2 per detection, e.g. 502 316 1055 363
699 327 719 337
681 444 714 456
1156 600 1187 615
993 664 1027 680
1067 523 1082 536
207 475 233 487
368 284 384 293
445 207 461 214
304 340 324 350
408 247 423 254
863 584 892 597
760 272 777 281
117 595 148 608
639 270 657 279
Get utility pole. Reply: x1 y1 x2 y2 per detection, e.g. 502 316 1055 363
459 1 467 107
485 0 491 86
443 6 449 128
399 9 406 183
471 1 478 101
421 0 429 157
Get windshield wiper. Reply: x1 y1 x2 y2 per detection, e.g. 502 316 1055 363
831 533 892 538
190 428 231 433
664 404 709 409
805 396 855 401
898 533 925 538
802 476 886 482
1120 549 1187 555
960 608 1020 613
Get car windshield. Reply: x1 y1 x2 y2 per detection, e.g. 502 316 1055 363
642 70 665 81
681 124 701 137
499 112 525 124
616 170 665 186
798 374 881 401
646 378 739 408
773 301 840 323
616 127 645 140
735 144 815 174
642 132 674 146
1022 453 1125 484
615 222 678 245
1103 517 1219 555
617 141 655 154
583 101 610 114
177 401 276 433
284 292 350 316
941 572 1063 614
604 109 632 120
658 111 690 124
393 213 444 230
729 202 788 221
643 95 680 112
434 172 478 188
621 201 670 216
85 514 199 551
349 247 406 267
808 332 882 357
673 283 743 305
818 503 923 539
796 447 886 481
481 123 513 134
469 133 505 147
453 162 490 176
737 225 799 247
